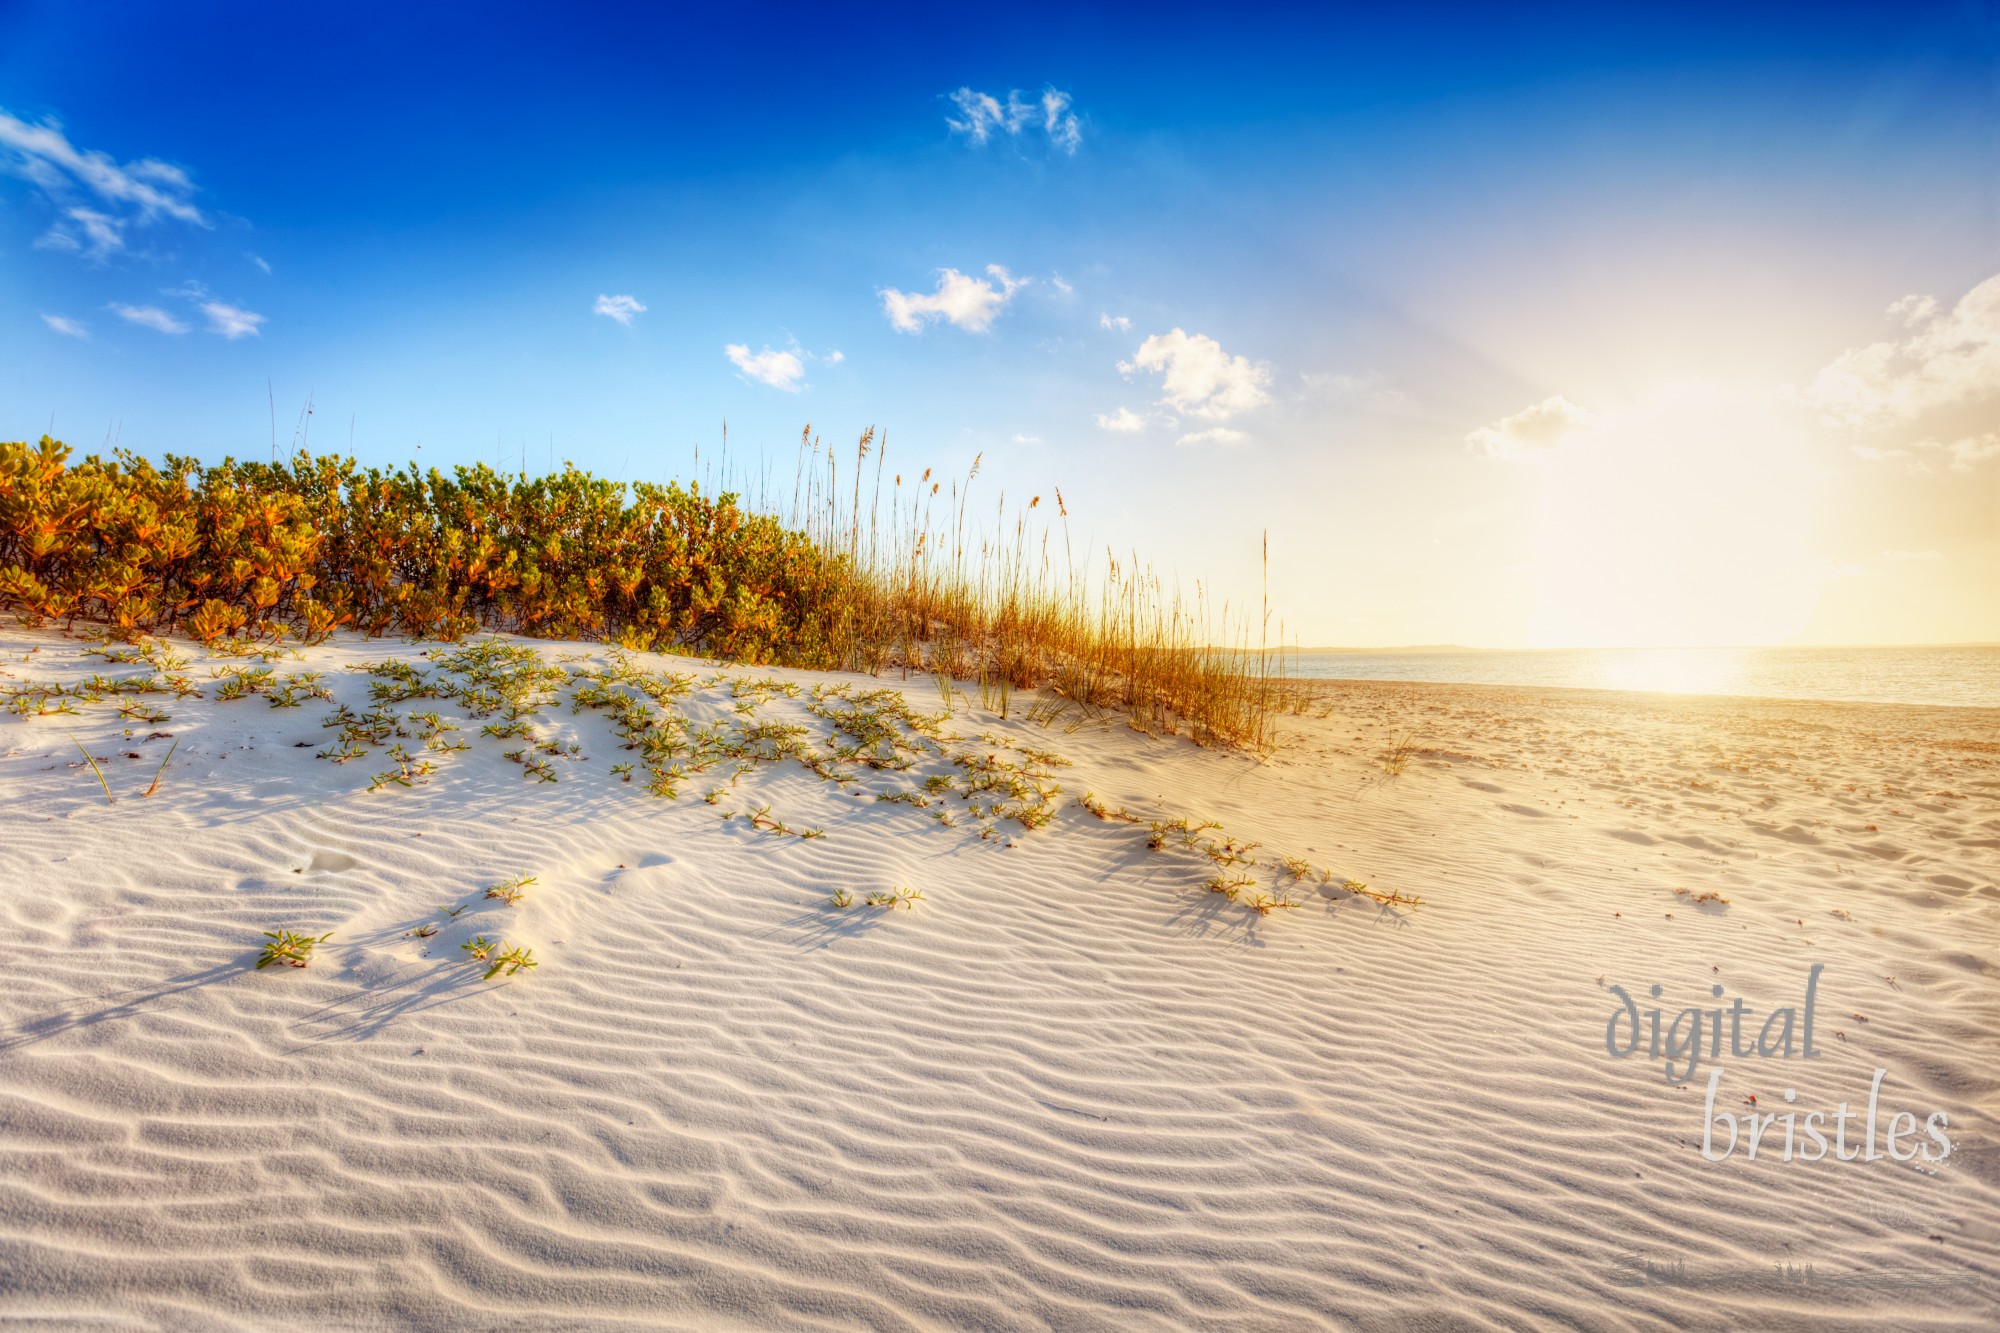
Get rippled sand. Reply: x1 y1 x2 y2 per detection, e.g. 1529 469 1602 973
1 628 1995 1330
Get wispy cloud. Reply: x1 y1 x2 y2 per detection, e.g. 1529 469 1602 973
881 265 1026 334
1177 427 1248 447
1095 407 1146 433
725 343 807 392
110 303 189 335
1301 369 1409 411
1858 432 2000 473
247 253 272 274
945 86 1081 154
594 293 646 325
41 313 87 338
1465 395 1593 462
33 206 127 261
1042 91 1081 153
1099 312 1131 332
1937 432 2000 469
1118 329 1272 419
201 300 265 339
1797 271 2000 430
0 110 207 262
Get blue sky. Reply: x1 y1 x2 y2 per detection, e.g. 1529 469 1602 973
3 2 1995 646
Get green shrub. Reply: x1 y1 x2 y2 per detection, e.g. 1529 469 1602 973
0 437 842 661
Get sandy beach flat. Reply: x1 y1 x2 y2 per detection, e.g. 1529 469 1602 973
1 626 1995 1330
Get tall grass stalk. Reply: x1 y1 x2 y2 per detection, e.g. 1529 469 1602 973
65 731 114 804
779 427 1302 749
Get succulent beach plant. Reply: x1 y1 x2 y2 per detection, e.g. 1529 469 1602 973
257 929 333 969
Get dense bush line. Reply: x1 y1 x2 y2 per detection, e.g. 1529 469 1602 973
0 436 845 661
1 433 1292 746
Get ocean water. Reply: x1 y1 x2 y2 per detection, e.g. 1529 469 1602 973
1279 645 2000 709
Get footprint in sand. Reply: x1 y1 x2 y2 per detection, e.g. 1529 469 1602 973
1462 780 1504 793
1499 803 1549 818
306 849 359 874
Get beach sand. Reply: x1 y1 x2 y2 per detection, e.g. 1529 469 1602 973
1 626 1995 1330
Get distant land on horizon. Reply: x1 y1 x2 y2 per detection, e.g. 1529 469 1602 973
1276 645 1476 655
1225 642 2000 654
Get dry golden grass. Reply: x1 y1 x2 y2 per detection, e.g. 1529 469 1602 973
770 427 1306 749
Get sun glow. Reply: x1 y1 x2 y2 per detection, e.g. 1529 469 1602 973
1527 385 1826 648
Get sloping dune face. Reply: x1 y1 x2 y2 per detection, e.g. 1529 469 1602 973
1 627 1996 1330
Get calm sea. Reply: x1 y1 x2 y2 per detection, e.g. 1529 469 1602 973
1278 645 2000 710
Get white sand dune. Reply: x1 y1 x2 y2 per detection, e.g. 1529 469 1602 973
1 626 1995 1330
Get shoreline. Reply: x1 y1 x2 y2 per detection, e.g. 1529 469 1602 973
1284 673 2000 726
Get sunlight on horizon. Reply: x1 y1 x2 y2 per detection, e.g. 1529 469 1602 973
1581 646 1752 696
1524 387 1824 649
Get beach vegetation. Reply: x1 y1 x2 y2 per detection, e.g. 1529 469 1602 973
485 874 534 906
256 929 332 969
141 738 178 797
484 944 538 979
0 432 1297 750
1377 731 1420 777
66 731 114 804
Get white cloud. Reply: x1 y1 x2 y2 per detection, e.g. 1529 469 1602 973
1798 272 2000 430
881 264 1026 334
1095 407 1146 433
725 343 807 392
1050 273 1073 295
110 303 189 335
1099 312 1131 332
1011 433 1041 444
1851 432 1999 473
945 89 1008 143
1886 294 1937 327
1041 90 1080 153
1118 328 1272 419
1303 370 1376 394
1301 369 1412 412
41 313 87 338
0 111 207 262
594 293 646 325
201 300 265 339
35 206 126 261
824 349 845 366
1465 395 1594 461
1938 432 2000 468
1177 427 1248 447
945 86 1081 154
247 253 272 274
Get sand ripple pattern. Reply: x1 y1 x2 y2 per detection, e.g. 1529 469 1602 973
1 630 1996 1330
